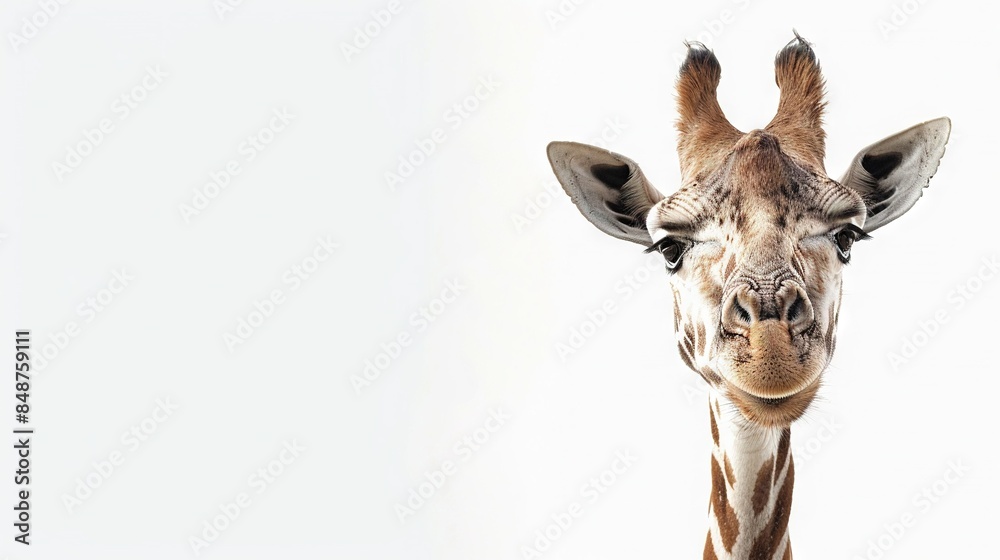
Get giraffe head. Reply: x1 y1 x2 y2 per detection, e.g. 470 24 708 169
548 35 950 428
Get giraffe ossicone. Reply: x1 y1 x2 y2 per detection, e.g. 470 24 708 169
547 35 950 559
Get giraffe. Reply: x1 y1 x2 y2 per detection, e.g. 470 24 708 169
546 34 950 559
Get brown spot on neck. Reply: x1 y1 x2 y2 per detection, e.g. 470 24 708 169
710 456 740 552
752 455 775 515
703 532 718 560
679 340 697 371
750 459 795 558
709 402 720 447
776 428 791 482
685 323 697 355
724 453 736 487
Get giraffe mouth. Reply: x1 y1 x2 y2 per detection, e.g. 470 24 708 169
725 377 821 428
712 317 827 427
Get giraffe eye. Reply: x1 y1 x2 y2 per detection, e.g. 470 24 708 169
831 225 871 263
835 230 854 256
644 237 691 271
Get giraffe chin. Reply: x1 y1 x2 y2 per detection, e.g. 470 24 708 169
715 320 827 427
725 377 822 428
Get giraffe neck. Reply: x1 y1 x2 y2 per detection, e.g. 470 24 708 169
704 390 794 560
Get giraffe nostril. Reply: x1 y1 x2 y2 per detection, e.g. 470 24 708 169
786 295 803 323
780 287 815 335
733 298 752 324
722 290 757 334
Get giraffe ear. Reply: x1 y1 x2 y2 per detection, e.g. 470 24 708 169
546 141 664 245
838 117 951 232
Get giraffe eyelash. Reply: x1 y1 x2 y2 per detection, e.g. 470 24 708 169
837 224 872 241
643 236 692 273
829 224 872 264
643 237 670 254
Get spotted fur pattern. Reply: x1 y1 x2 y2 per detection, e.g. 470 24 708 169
704 392 795 559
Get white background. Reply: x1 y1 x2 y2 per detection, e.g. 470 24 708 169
1 0 997 558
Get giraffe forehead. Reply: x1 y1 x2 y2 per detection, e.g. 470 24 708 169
715 146 838 231
653 138 865 239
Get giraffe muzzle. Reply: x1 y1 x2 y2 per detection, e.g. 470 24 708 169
715 316 827 427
